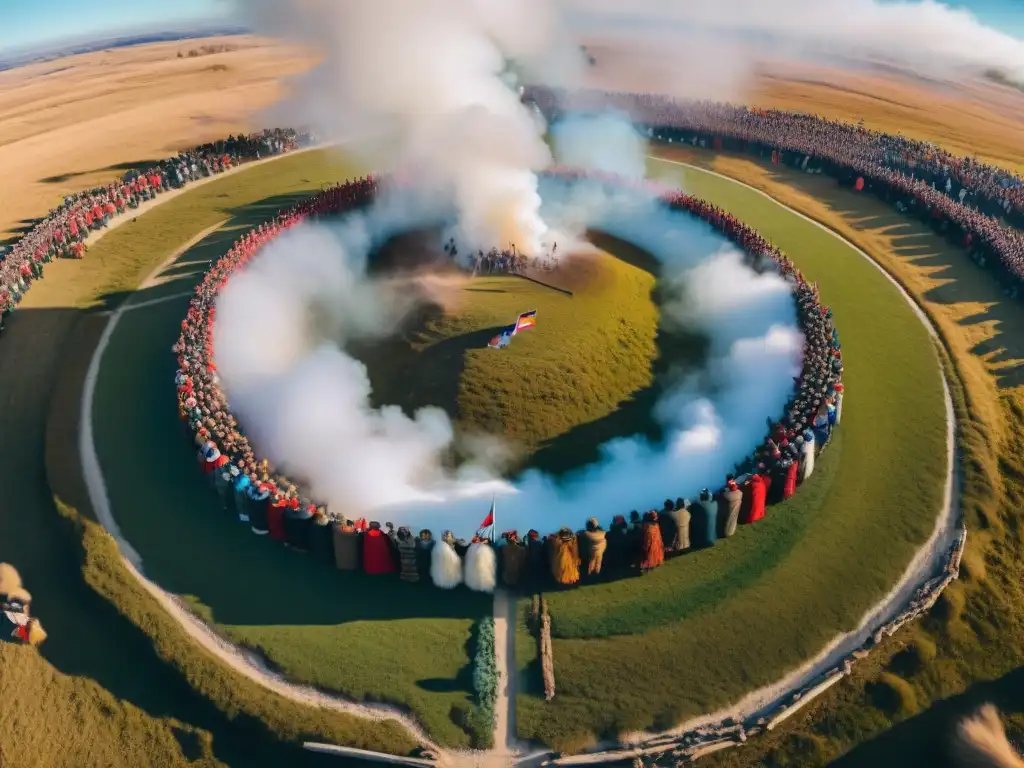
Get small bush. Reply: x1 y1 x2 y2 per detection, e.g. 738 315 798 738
868 673 919 718
934 583 967 624
469 617 498 748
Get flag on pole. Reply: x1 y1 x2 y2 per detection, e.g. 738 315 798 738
513 309 537 335
477 497 496 541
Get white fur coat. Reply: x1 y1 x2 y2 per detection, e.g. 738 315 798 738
801 436 816 482
464 542 497 593
430 539 463 589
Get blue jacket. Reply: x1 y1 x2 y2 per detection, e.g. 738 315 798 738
233 474 251 496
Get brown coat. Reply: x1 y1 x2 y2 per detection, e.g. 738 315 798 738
580 529 607 575
332 524 361 571
501 542 527 587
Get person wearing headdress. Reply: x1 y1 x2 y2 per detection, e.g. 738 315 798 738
689 490 717 548
549 527 580 586
416 530 435 581
431 530 463 589
812 402 831 448
391 526 419 582
782 458 799 501
627 510 644 568
267 491 288 542
333 524 362 573
500 531 527 588
658 499 681 556
717 477 743 538
465 537 497 592
605 515 631 573
247 480 271 535
309 510 336 566
640 511 664 573
767 461 788 506
580 518 607 577
741 470 767 525
362 521 397 575
284 498 314 552
525 529 546 587
454 537 470 559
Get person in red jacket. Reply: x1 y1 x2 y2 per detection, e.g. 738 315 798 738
742 471 767 524
267 492 288 542
362 521 398 575
782 459 799 500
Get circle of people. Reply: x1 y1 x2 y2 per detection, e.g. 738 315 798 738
525 87 1024 301
0 129 313 335
174 172 844 594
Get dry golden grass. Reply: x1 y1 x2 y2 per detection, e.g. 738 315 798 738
578 43 1024 176
751 62 1024 176
0 35 316 238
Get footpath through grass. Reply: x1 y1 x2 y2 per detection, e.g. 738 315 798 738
88 150 496 748
647 148 1024 768
513 159 948 751
3 150 418 766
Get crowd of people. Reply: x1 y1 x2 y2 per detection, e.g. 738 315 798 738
524 87 1024 299
175 171 843 592
0 128 313 336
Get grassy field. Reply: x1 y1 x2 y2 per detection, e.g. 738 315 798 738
0 150 420 766
0 35 315 240
639 147 1024 767
355 238 708 475
511 158 948 751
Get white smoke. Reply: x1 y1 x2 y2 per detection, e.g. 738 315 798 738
213 173 803 536
550 111 649 180
242 0 590 256
562 0 1024 94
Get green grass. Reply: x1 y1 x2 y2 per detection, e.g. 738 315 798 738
651 149 1024 768
88 150 495 748
84 148 945 754
354 240 706 475
511 160 948 750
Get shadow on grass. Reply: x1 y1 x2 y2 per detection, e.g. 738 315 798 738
39 158 168 185
834 665 1024 768
674 146 1024 391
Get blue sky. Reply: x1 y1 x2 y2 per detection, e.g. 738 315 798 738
0 0 1021 52
0 0 233 52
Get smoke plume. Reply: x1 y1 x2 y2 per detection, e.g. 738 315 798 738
243 0 588 256
214 174 802 536
563 0 1024 94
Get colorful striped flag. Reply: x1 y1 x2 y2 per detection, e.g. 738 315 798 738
513 309 537 335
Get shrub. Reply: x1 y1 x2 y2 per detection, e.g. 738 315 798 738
469 616 498 748
869 673 919 718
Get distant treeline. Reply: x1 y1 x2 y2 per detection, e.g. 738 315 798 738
178 44 238 59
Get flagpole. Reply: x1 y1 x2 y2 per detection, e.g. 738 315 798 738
491 494 496 543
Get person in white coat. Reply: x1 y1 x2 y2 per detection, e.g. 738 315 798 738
800 429 816 483
431 530 463 589
464 538 497 593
